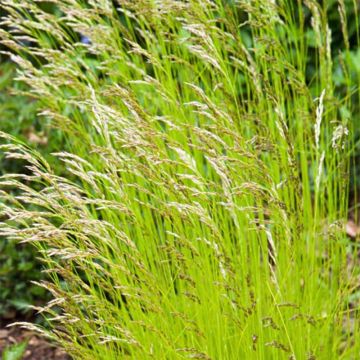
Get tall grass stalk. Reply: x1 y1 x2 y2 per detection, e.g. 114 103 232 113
0 0 359 358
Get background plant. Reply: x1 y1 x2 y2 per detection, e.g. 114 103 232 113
0 58 65 318
0 0 359 359
0 3 66 319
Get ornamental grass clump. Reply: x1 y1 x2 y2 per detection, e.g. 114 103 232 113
0 0 359 359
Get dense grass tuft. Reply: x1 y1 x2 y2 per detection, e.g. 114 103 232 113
0 0 359 359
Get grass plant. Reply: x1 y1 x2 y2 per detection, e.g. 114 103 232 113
0 0 359 359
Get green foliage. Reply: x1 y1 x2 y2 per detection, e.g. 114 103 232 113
0 0 359 359
0 237 47 315
0 62 38 171
2 340 28 360
0 60 46 317
0 60 66 317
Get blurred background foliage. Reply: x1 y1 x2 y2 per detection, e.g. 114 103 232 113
0 58 46 319
0 58 68 319
0 0 359 320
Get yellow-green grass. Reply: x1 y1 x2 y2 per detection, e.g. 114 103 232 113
0 0 359 359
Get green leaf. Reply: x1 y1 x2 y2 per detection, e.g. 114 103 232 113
18 262 34 272
9 299 31 311
3 341 28 360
